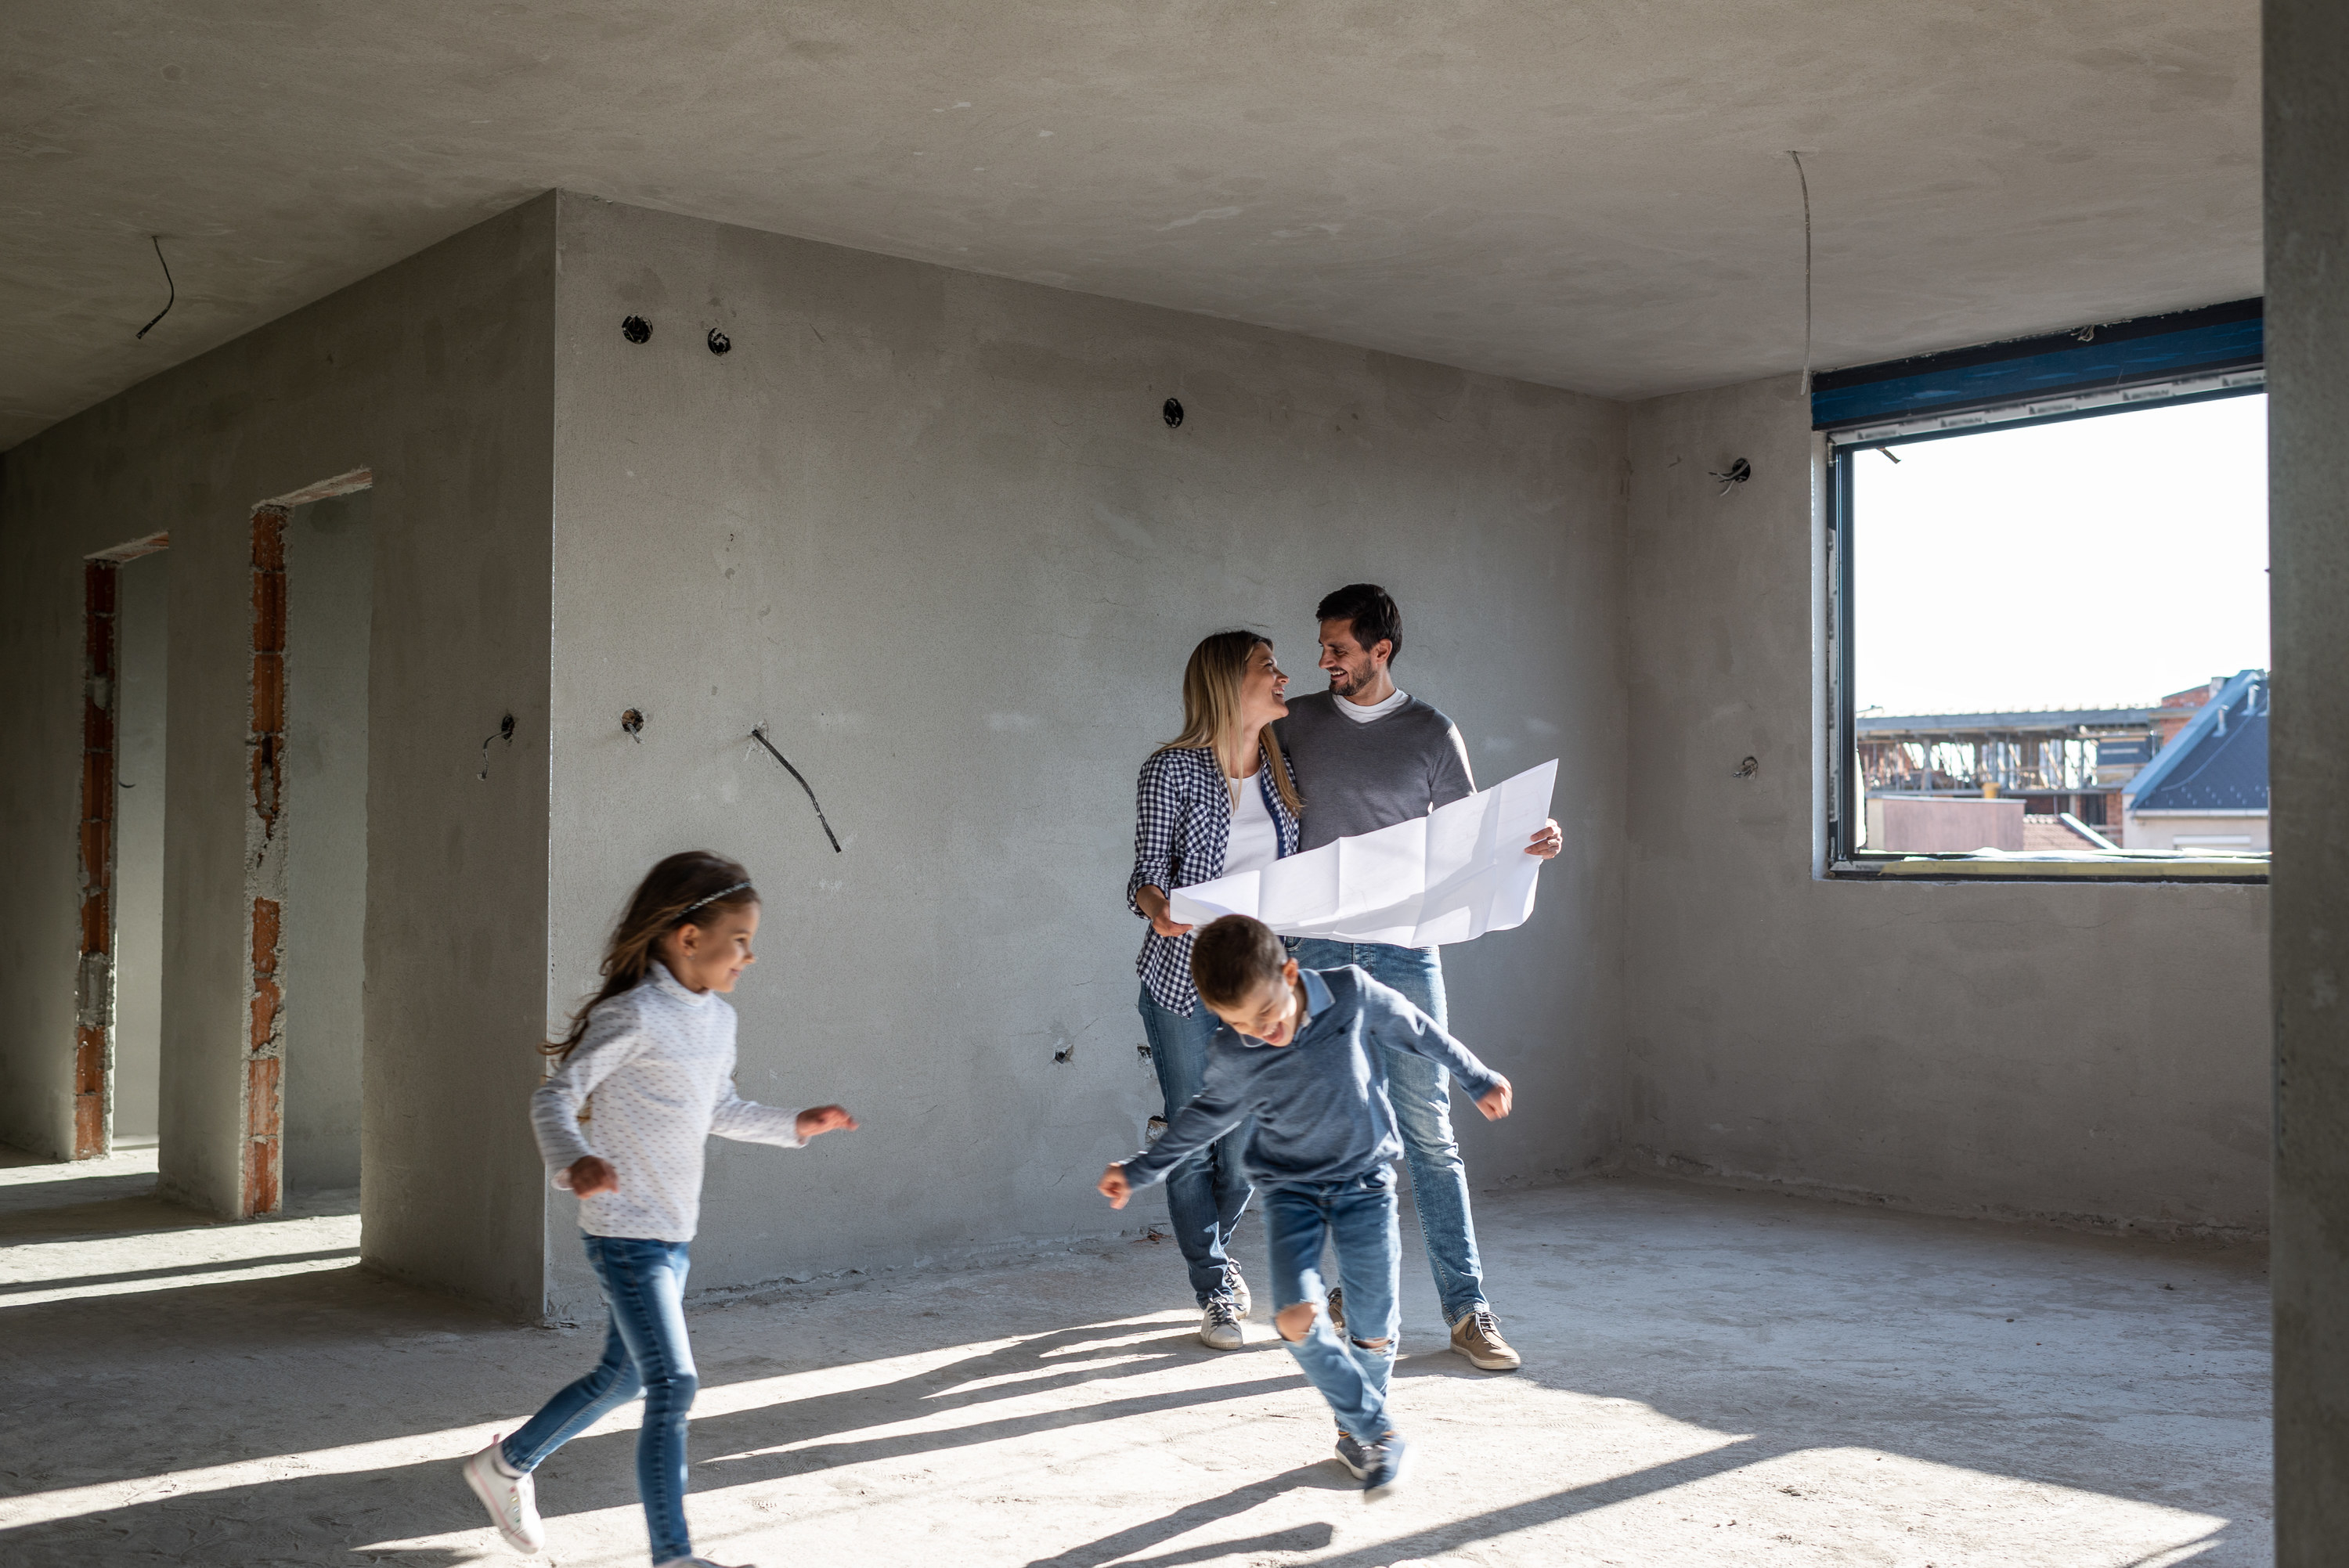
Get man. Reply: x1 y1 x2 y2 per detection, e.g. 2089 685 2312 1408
1274 583 1562 1372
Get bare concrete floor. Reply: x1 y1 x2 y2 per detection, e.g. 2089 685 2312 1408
0 1148 2269 1566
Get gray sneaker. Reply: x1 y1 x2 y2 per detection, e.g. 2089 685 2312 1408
1334 1429 1370 1479
1198 1296 1245 1350
1360 1432 1412 1498
1326 1285 1345 1336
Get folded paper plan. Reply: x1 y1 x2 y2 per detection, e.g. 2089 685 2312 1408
1170 759 1558 946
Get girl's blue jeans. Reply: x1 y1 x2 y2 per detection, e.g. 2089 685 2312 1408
501 1233 698 1566
1138 986 1254 1305
1263 1170 1402 1445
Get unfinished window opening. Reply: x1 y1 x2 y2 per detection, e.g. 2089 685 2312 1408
242 470 373 1217
1819 300 2268 881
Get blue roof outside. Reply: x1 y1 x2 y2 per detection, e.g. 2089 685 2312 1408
2127 669 2269 813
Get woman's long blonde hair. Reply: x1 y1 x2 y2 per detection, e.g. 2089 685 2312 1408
1156 629 1303 815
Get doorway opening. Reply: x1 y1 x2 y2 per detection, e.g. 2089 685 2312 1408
76 535 169 1159
241 471 375 1216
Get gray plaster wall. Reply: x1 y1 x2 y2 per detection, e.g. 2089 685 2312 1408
0 199 556 1314
281 492 372 1196
110 550 170 1144
2265 0 2349 1550
1621 374 2271 1235
543 193 1627 1311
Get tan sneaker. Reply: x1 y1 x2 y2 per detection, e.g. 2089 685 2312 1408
1449 1308 1521 1371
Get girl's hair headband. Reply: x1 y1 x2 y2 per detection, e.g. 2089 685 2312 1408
681 880 754 917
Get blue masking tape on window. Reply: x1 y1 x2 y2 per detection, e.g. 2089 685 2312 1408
1811 299 2262 431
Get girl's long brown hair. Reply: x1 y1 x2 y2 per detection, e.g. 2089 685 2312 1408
1156 629 1303 815
546 850 761 1061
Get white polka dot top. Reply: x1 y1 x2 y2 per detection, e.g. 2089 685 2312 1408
531 961 804 1242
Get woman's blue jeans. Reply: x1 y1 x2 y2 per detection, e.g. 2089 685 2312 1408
1263 1172 1402 1444
1138 986 1254 1305
1290 939 1486 1325
501 1234 698 1566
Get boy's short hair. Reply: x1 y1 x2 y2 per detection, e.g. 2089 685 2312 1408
1189 915 1289 1009
1315 582 1402 665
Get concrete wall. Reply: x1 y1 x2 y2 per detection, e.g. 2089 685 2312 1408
0 198 556 1315
110 550 170 1144
543 193 1628 1311
282 492 373 1195
2266 0 2349 1550
1622 374 2270 1235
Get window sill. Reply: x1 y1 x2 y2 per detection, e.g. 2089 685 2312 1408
1832 850 2268 883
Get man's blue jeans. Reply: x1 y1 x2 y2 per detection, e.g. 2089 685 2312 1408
1262 1172 1401 1444
1138 987 1253 1304
502 1234 698 1566
1290 939 1486 1325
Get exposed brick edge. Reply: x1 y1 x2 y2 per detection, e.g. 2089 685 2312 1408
74 561 118 1159
242 506 290 1217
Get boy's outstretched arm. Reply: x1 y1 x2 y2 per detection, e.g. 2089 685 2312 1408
1101 1069 1248 1205
1361 976 1513 1120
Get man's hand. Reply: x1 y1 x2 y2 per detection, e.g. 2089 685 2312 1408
797 1105 859 1139
1475 1077 1514 1121
1525 820 1562 860
566 1155 618 1196
1099 1162 1133 1209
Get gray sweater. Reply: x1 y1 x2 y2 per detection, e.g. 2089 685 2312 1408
1120 966 1504 1191
1276 690 1475 852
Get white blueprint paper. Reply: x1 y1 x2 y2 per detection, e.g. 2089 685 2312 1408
1169 759 1558 947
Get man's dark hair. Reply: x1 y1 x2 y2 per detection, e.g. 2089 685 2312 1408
1315 582 1402 666
1189 914 1290 1009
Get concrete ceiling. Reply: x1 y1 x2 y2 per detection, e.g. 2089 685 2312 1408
4 2 2260 450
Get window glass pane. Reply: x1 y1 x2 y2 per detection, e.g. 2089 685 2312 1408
1850 395 2268 857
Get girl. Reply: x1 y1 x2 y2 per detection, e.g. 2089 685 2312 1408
463 851 857 1568
1126 629 1301 1348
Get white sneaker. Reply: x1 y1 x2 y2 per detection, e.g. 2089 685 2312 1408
1223 1267 1252 1318
1198 1296 1245 1350
462 1439 545 1553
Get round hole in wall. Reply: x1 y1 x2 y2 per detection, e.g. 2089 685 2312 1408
1163 397 1184 428
621 315 651 344
621 708 645 742
707 328 731 355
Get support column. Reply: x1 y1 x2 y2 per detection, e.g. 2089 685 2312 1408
2268 0 2349 1552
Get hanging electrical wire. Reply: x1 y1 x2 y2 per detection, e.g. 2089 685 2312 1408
136 236 175 340
750 726 843 852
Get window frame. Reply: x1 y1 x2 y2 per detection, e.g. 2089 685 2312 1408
1824 377 2271 884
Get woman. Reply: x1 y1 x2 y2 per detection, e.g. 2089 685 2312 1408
1128 629 1301 1348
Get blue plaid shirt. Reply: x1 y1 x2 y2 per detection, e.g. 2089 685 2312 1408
1127 744 1301 1015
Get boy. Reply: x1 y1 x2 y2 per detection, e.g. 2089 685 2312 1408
1098 914 1512 1498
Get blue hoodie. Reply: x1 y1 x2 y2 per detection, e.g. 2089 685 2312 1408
1121 965 1504 1191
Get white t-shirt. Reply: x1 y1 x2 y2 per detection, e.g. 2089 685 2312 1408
1336 687 1409 723
1224 772 1283 875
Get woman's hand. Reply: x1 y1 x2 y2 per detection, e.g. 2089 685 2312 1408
566 1155 618 1196
1475 1077 1514 1121
1136 885 1193 939
797 1105 859 1139
1525 820 1563 859
1099 1163 1132 1209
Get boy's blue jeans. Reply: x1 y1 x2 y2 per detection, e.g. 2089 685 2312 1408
1263 1171 1402 1444
1290 939 1486 1325
1139 986 1254 1305
502 1234 698 1566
